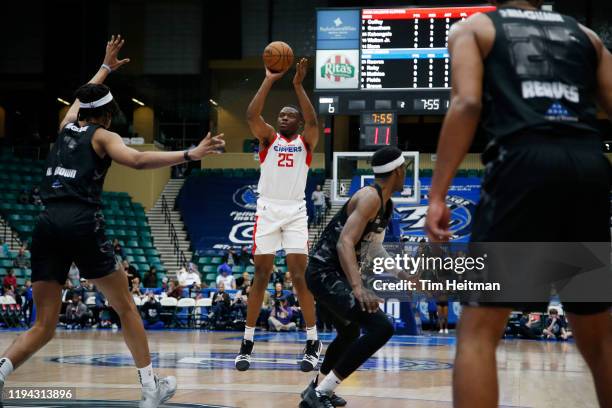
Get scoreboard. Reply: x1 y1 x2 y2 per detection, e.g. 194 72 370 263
315 5 495 116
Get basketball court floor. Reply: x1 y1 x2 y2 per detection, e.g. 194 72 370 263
0 329 599 407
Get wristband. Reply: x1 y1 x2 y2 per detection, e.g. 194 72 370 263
184 150 192 162
101 64 112 73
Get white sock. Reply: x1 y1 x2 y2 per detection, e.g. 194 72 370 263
244 326 255 342
306 326 318 341
316 371 341 396
137 363 156 389
0 357 14 382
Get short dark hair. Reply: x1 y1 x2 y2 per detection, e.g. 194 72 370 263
372 146 403 179
75 83 120 122
281 104 303 119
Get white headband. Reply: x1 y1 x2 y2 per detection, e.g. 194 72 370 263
79 92 113 109
372 155 405 174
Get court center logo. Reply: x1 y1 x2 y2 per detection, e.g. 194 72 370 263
51 352 451 372
320 54 356 83
232 184 258 210
396 195 476 242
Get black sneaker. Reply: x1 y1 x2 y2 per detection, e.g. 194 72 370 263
301 381 346 407
300 340 322 372
301 382 334 408
234 339 254 371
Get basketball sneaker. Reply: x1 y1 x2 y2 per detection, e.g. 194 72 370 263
235 339 254 371
300 340 322 372
301 380 347 407
301 382 334 408
139 375 177 408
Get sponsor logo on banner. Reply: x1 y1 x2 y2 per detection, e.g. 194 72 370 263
232 184 258 210
317 10 359 40
316 50 359 89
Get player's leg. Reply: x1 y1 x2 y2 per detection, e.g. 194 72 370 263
91 267 176 407
565 307 612 407
236 254 274 370
453 306 511 408
0 281 63 387
283 205 321 372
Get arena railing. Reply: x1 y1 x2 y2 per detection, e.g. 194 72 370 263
161 195 188 270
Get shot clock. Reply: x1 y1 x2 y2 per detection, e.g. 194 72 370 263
360 111 397 150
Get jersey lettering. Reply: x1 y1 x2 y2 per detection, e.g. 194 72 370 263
277 153 294 168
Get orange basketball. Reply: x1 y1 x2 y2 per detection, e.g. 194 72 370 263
262 41 294 73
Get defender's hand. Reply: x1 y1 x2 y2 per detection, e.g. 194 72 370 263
293 58 308 86
354 286 383 314
426 199 452 242
103 35 130 71
189 132 225 160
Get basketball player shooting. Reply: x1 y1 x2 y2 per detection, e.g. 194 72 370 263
0 36 225 408
425 1 612 407
235 58 322 372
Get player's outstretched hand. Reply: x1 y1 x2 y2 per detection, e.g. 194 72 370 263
425 200 452 242
266 67 286 82
104 34 130 71
354 286 383 314
190 132 225 160
293 58 308 86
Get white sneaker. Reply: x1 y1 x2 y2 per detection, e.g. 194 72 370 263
438 329 443 334
139 376 177 408
111 324 118 330
444 329 449 334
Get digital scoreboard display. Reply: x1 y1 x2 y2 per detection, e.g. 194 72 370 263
315 5 495 115
360 112 397 149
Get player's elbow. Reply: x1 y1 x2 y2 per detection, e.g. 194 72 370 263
451 95 482 116
131 152 147 170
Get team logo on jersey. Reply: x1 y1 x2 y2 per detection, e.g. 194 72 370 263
396 195 476 242
320 54 356 83
232 184 258 210
51 352 452 372
545 101 578 122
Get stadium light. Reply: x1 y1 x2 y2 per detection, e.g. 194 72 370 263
57 97 71 106
131 97 145 106
209 99 219 107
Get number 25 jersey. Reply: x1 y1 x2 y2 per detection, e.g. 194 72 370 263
257 133 312 201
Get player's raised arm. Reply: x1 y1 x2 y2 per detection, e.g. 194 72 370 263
337 190 384 313
293 58 319 149
97 130 225 170
246 68 286 145
426 20 484 242
60 35 131 132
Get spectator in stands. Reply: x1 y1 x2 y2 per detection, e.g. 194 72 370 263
30 186 42 206
236 272 251 291
311 184 325 225
543 309 572 340
141 292 164 330
143 266 158 289
223 247 238 266
231 291 248 321
161 276 169 291
21 280 33 325
61 279 74 305
268 298 296 332
178 264 202 291
18 189 29 205
238 246 252 267
519 313 544 340
130 277 143 297
60 293 92 328
0 240 8 257
216 264 236 289
270 265 284 285
282 271 293 291
269 282 285 308
73 278 88 300
112 239 125 260
123 260 139 288
3 269 17 291
166 280 182 299
68 262 80 287
209 282 231 326
13 247 30 269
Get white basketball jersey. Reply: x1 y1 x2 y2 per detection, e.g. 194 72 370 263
257 133 311 201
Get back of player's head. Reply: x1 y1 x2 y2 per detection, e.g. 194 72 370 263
75 83 120 123
371 146 404 178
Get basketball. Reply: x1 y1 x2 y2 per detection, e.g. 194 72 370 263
262 41 294 73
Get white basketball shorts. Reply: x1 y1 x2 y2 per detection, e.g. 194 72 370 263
252 197 309 255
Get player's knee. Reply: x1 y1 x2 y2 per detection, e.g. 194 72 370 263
291 273 306 288
377 316 395 342
32 322 56 344
337 322 360 341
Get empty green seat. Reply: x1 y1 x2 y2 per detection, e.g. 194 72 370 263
231 265 244 273
210 257 222 265
202 265 216 274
